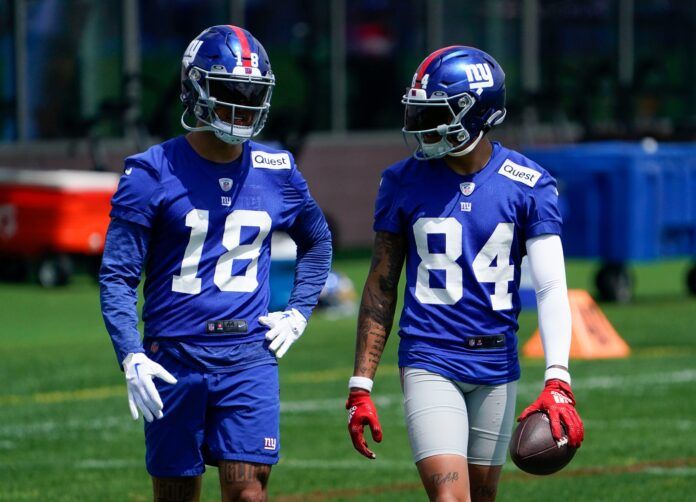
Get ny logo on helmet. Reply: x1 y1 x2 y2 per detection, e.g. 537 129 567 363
464 63 494 95
182 39 203 66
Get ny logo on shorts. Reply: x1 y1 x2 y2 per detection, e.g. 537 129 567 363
263 437 277 450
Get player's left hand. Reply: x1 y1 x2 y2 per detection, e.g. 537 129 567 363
122 352 177 423
346 389 382 459
259 308 307 358
518 379 584 448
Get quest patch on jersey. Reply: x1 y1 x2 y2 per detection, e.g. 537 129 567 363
251 151 291 170
497 160 541 187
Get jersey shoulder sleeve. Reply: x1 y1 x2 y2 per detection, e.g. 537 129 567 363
248 141 311 226
495 148 548 190
373 157 414 234
110 144 168 229
248 140 303 197
502 149 563 240
248 140 295 173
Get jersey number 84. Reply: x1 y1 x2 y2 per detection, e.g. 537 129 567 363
414 219 514 310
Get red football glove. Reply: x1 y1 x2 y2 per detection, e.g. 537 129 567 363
346 389 383 459
518 379 584 449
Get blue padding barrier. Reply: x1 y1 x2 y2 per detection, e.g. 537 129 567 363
523 142 696 261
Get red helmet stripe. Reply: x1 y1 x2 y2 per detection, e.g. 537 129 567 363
228 25 251 67
414 45 460 88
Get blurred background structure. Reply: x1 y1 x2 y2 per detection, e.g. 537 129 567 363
1 0 695 246
1 0 695 145
0 0 694 283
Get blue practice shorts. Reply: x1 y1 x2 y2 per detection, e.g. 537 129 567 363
143 341 280 477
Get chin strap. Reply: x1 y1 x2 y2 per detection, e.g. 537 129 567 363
447 130 484 157
447 108 506 158
181 111 205 133
180 111 249 145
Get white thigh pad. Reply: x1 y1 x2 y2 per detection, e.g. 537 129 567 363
402 367 517 465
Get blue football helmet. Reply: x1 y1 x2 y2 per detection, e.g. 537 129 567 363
402 46 506 159
180 25 275 144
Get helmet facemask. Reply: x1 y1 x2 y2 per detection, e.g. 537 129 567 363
402 92 476 160
181 66 274 144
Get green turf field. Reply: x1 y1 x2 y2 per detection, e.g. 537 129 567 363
1 258 695 501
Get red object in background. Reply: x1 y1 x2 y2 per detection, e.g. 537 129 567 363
0 168 119 257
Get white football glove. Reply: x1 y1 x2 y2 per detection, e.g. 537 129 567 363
122 352 177 422
259 308 308 359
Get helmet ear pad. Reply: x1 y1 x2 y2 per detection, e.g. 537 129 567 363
439 94 480 144
441 101 506 156
180 73 216 125
447 93 506 140
180 78 197 115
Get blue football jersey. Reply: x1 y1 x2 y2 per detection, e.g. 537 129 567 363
110 136 318 345
374 142 562 385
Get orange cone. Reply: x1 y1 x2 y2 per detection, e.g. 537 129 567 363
522 289 630 359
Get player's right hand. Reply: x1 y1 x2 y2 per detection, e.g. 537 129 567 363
346 389 382 459
518 379 584 448
122 352 177 422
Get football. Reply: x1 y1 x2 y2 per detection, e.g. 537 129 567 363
509 411 577 475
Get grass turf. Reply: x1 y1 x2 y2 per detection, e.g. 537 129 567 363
0 258 695 501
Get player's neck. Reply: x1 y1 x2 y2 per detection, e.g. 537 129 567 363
186 131 244 164
443 137 493 176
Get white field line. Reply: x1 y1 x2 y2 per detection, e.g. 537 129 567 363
574 369 696 390
75 459 141 469
2 368 696 408
643 467 696 476
585 418 696 430
278 458 414 470
1 369 696 441
4 456 412 471
65 462 696 474
0 416 133 439
282 369 696 411
3 412 694 442
280 394 397 413
9 457 696 475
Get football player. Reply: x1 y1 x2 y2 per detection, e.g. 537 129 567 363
345 46 584 501
100 25 332 501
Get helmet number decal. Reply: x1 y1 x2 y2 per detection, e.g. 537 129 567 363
421 74 430 89
182 39 204 66
411 72 430 89
236 52 260 68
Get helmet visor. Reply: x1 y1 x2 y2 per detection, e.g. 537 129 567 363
403 104 454 132
208 78 270 107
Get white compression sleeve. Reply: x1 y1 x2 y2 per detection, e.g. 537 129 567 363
526 234 572 383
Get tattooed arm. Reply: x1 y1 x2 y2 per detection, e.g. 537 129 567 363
346 230 407 458
352 231 407 382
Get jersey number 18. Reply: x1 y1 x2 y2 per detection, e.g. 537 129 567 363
172 209 271 295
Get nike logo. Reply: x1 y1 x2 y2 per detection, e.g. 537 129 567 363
134 363 141 378
125 167 133 175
